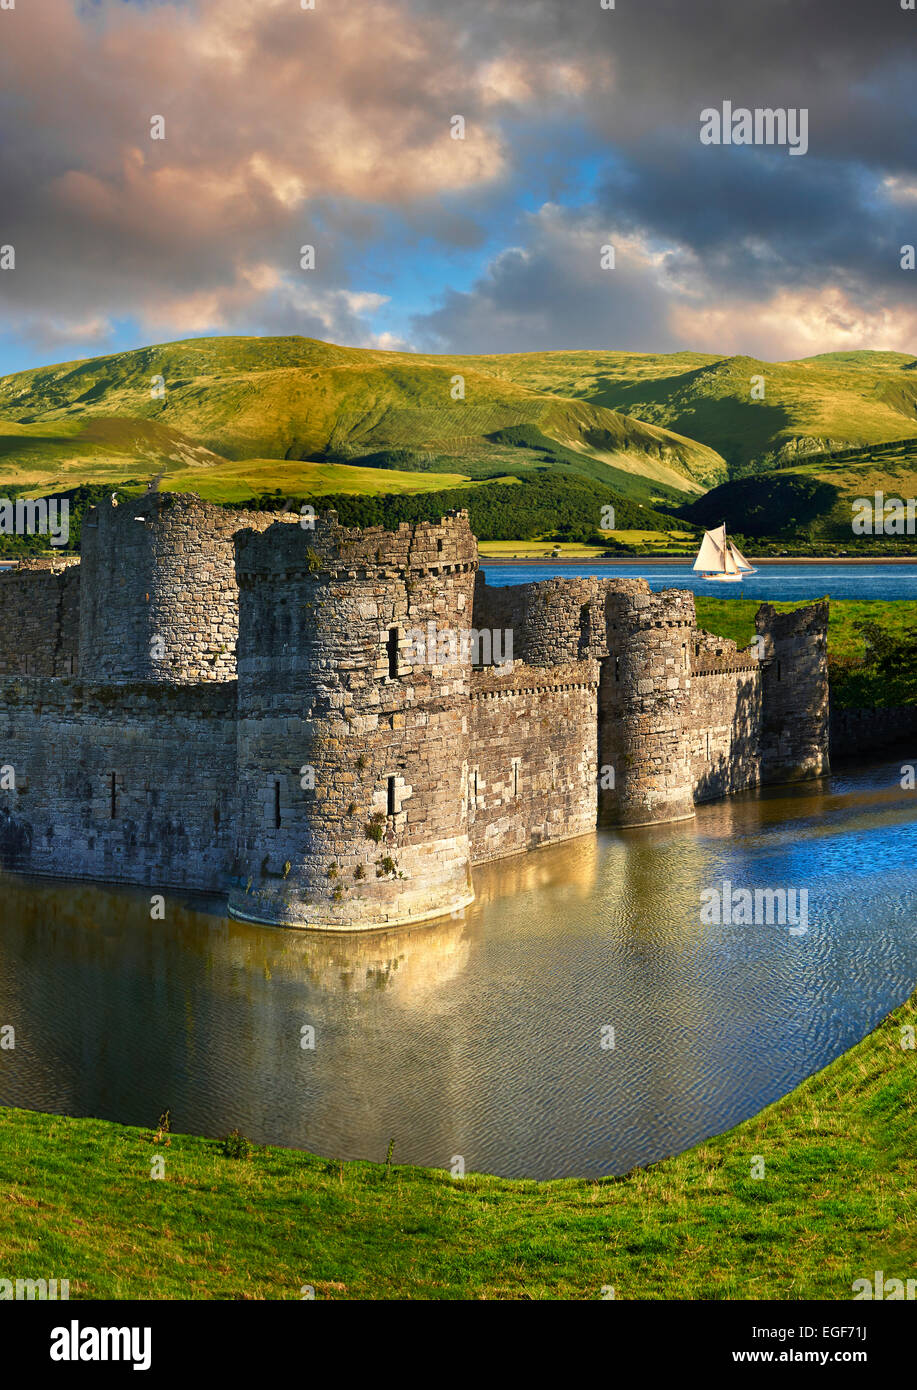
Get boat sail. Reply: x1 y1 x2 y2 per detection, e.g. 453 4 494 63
693 524 756 583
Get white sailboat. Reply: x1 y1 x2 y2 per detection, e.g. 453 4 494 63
693 524 756 583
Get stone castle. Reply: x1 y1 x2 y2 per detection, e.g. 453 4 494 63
0 494 829 930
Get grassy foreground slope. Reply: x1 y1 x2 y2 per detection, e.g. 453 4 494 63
0 989 914 1300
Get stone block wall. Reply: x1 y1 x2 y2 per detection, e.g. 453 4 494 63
599 585 697 826
0 678 236 891
473 574 607 666
688 634 764 802
468 660 599 863
756 601 830 783
79 493 280 684
0 558 80 677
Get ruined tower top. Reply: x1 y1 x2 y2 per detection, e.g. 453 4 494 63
78 492 278 684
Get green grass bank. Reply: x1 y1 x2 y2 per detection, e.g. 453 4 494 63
1 988 914 1300
696 597 917 707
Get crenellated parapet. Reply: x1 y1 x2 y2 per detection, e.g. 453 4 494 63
472 573 606 666
692 629 761 676
0 557 80 677
237 508 478 584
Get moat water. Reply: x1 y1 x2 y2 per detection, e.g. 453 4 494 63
483 561 917 602
1 757 915 1179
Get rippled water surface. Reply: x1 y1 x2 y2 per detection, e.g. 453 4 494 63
483 561 917 602
1 759 916 1178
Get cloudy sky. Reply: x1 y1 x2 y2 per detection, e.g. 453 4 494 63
0 0 915 376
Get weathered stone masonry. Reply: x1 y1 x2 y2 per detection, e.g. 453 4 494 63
0 494 830 930
0 556 79 677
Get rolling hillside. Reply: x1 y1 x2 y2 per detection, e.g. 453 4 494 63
686 437 917 541
2 336 917 545
0 336 725 503
475 348 917 474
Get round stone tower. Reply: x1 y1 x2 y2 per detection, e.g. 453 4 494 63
516 577 605 665
79 492 275 683
229 510 479 929
599 582 696 827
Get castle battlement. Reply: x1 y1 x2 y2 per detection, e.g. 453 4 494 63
0 495 829 929
236 509 478 582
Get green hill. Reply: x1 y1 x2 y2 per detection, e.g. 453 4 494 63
0 336 725 503
477 348 917 474
686 437 917 542
4 336 917 544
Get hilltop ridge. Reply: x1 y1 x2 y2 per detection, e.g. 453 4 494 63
2 335 917 545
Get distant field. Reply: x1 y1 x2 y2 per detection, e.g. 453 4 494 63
696 596 917 707
694 596 912 657
698 597 866 654
612 529 695 548
477 528 696 559
157 459 509 503
478 540 608 558
0 419 510 504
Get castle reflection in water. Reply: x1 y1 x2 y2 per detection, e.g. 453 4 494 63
1 760 916 1178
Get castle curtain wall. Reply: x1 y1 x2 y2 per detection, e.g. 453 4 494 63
468 662 599 864
687 633 764 802
0 679 235 891
0 497 832 930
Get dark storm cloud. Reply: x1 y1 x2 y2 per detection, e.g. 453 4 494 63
597 145 913 297
411 0 917 353
412 204 686 353
0 0 914 359
411 0 916 163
